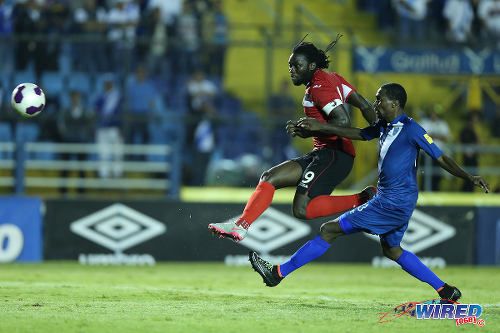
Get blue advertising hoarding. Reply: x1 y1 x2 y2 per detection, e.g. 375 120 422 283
476 207 500 265
0 197 42 262
354 47 500 74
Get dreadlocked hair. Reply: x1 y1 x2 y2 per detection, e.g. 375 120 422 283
292 33 343 70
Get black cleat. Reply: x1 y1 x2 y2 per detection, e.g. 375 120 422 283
248 251 283 287
438 283 462 304
358 185 377 205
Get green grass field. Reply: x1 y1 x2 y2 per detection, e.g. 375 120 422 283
1 262 499 332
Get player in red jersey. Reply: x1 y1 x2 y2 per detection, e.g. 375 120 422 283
208 35 377 242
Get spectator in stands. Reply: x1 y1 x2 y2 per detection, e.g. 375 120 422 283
420 106 452 191
267 79 299 165
137 7 169 77
58 90 94 195
0 0 13 74
42 0 70 72
459 111 480 191
12 0 45 78
443 0 475 46
106 0 140 75
177 1 200 74
357 0 394 30
185 70 219 185
478 0 500 48
147 0 182 27
201 0 229 77
124 65 157 145
94 74 124 179
392 0 431 46
72 0 108 73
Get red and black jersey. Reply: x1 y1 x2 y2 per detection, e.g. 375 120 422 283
303 70 356 157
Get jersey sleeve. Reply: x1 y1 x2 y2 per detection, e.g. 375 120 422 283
311 74 356 117
360 120 382 141
310 81 343 118
409 121 443 160
337 74 356 101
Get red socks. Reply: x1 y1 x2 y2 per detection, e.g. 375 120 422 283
305 194 360 220
239 181 371 224
238 181 276 227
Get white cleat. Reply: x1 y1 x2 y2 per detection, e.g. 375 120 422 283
208 219 249 242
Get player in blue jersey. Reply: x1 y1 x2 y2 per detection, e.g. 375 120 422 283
249 83 490 302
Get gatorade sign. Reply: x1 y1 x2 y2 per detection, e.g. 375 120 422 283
0 197 42 262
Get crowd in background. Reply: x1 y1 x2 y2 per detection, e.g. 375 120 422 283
0 0 499 191
359 0 500 48
0 0 232 186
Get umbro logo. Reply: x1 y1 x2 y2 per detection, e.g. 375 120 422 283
364 209 456 253
313 84 322 88
70 203 166 252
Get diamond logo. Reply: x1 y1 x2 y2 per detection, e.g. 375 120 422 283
364 209 456 253
222 207 311 254
70 203 166 252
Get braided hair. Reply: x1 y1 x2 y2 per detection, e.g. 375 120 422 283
292 33 343 69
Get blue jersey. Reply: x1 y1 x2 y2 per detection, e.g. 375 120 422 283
361 114 443 209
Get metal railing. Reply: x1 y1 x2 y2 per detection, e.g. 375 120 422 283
0 141 181 198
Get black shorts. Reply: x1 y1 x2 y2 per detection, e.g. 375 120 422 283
292 148 354 199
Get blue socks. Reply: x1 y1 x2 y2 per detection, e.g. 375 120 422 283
278 237 444 293
279 235 331 277
397 250 445 290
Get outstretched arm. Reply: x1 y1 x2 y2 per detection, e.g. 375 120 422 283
287 117 365 140
436 154 490 193
346 90 377 124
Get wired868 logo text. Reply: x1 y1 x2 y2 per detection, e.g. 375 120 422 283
378 300 485 327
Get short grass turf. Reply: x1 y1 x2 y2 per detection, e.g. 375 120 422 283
0 262 499 332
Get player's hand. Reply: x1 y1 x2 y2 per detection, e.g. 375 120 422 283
286 120 297 134
286 120 312 138
296 117 325 132
472 176 490 193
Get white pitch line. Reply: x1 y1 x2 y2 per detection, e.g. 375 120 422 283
2 281 499 307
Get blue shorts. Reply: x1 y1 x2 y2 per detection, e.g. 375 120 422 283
338 195 413 247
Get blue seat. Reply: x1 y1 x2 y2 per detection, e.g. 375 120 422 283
67 72 91 95
216 111 262 159
0 73 12 95
0 123 12 141
218 94 242 116
0 123 13 159
15 122 40 159
13 70 36 87
167 91 187 114
58 44 73 75
41 71 66 97
15 122 40 143
148 122 170 161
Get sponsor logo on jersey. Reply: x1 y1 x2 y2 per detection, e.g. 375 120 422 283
424 134 434 144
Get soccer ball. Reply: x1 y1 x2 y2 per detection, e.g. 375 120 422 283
11 83 46 117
